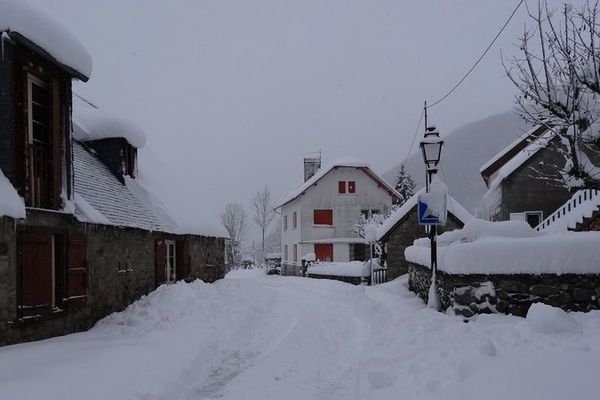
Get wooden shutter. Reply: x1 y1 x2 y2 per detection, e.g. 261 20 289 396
348 181 356 193
176 239 191 281
18 231 53 318
155 239 167 285
314 209 333 225
67 233 87 306
338 181 346 193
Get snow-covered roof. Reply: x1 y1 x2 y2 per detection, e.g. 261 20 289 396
485 128 556 192
376 188 473 241
73 97 147 148
276 157 399 208
0 168 25 219
73 140 167 231
480 124 550 183
0 0 92 81
301 237 368 244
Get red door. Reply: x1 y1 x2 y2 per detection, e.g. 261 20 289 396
314 244 333 262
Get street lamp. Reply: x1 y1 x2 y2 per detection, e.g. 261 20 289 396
419 125 444 310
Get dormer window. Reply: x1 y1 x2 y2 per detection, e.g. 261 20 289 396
27 74 53 208
123 142 137 178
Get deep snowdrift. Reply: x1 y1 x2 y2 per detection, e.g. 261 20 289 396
1 274 599 400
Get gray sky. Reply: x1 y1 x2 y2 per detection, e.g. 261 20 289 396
29 0 564 238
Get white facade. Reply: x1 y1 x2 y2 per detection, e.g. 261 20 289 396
279 163 398 270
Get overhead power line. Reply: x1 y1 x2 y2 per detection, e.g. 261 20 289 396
428 0 525 109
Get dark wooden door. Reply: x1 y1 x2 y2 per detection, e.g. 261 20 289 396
155 239 167 286
18 231 53 317
314 243 334 262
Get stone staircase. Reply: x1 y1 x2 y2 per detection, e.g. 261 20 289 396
536 189 600 232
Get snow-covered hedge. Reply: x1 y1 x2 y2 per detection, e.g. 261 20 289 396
307 259 383 278
405 218 600 275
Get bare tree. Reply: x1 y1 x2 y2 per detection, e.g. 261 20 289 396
253 185 276 265
504 0 600 190
220 203 249 266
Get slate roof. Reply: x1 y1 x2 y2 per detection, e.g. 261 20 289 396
73 140 166 231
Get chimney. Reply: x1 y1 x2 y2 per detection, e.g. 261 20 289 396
303 152 321 182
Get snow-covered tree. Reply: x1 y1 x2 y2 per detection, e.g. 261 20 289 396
350 206 392 257
394 164 416 205
220 203 249 266
504 1 600 190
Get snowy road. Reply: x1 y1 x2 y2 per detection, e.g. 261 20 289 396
1 271 599 400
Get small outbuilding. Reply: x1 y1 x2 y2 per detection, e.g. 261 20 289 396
377 189 473 280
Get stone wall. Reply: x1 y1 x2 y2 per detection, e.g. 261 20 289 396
384 210 463 281
408 262 600 317
0 214 225 347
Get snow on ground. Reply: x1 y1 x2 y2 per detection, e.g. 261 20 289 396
1 274 600 400
0 168 25 218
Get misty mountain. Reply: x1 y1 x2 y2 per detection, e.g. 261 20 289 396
383 111 530 215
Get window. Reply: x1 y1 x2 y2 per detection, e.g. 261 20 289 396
27 74 54 208
293 212 297 229
510 211 543 228
17 231 87 319
284 215 288 231
123 143 138 178
284 245 288 261
314 209 333 225
338 181 346 193
348 181 356 193
293 244 298 262
165 240 177 282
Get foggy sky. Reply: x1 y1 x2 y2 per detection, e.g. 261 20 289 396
28 0 565 239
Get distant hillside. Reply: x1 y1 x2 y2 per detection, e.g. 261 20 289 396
383 111 530 215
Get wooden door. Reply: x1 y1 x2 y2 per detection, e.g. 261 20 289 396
18 231 53 317
314 243 334 262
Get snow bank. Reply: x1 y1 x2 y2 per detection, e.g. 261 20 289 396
406 219 600 274
0 0 92 79
526 303 582 335
308 260 382 277
73 97 147 148
0 169 25 219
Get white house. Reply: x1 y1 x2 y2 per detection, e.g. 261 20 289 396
276 157 400 275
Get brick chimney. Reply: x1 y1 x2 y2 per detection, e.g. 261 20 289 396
303 152 321 182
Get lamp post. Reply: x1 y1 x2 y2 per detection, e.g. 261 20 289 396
419 126 444 309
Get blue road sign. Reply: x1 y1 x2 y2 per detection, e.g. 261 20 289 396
418 199 442 225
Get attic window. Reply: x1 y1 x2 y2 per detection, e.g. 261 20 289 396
123 143 137 178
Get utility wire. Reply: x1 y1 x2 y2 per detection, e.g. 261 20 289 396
428 0 524 109
403 107 425 164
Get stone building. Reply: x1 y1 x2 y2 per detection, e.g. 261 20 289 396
376 190 472 280
0 3 225 346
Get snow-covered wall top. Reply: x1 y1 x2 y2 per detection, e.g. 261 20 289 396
0 0 92 80
0 168 25 219
73 97 147 148
405 219 600 275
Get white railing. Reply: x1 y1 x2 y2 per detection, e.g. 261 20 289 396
536 189 600 231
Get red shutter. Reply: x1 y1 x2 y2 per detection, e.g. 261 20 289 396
176 239 191 281
338 181 346 193
348 181 356 193
314 243 333 262
18 231 53 318
293 212 297 228
67 233 87 307
155 239 167 285
314 210 333 225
